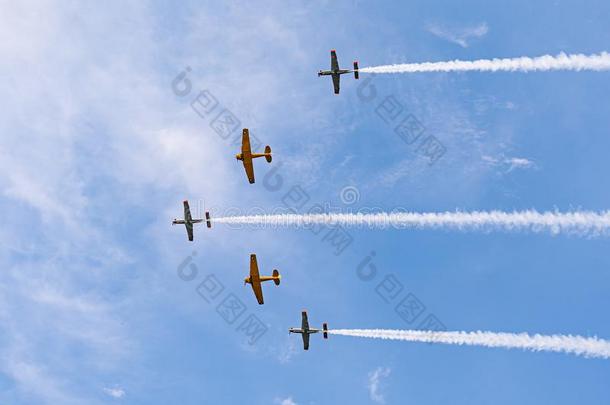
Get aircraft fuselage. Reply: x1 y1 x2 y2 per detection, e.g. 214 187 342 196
172 218 202 225
237 152 268 161
289 328 320 335
318 69 351 77
245 275 277 284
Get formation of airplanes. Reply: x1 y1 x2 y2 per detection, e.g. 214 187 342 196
172 50 359 349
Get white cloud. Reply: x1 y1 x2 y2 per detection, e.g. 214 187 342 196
0 1 361 403
103 387 125 399
368 86 491 196
0 2 202 402
483 155 536 173
367 367 391 404
274 396 297 405
277 336 298 364
1 354 76 405
506 157 536 172
426 22 489 48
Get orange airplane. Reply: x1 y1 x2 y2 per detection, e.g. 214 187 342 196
236 128 272 184
244 254 280 305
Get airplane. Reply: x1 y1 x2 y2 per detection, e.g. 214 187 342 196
244 254 281 305
318 49 359 94
236 128 272 184
289 310 328 350
172 200 211 241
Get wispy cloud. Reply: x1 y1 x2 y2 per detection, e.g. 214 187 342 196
277 337 298 364
426 22 489 48
0 2 186 402
367 367 391 404
274 396 298 405
483 155 536 172
506 157 536 172
0 1 340 403
103 387 125 399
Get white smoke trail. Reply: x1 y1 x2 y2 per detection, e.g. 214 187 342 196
359 52 610 74
328 329 610 359
212 210 610 236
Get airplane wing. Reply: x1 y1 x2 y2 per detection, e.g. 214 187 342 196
250 254 264 305
183 200 193 222
301 311 309 330
241 129 255 183
241 128 252 154
186 222 194 241
331 50 339 71
302 332 310 350
242 159 255 184
332 74 340 94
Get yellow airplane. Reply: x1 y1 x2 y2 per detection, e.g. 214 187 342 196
244 254 280 305
236 128 272 184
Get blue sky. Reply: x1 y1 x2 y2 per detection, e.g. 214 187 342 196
1 1 610 404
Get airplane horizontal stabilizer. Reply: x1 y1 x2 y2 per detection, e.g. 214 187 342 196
273 269 281 285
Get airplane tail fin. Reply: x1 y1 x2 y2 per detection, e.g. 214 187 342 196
265 146 272 163
273 269 281 285
353 61 359 79
205 212 211 228
323 323 328 339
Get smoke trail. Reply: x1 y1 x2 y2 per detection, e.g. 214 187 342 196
212 210 610 236
359 52 610 74
328 329 610 359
